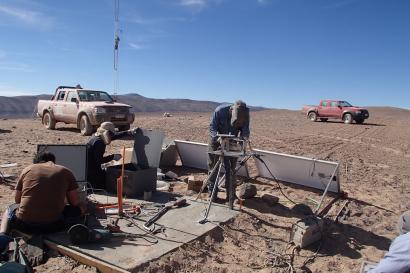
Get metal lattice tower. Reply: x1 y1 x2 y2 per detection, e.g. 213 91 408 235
113 0 120 95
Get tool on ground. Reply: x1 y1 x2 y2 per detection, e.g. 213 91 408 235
68 224 114 245
198 136 256 224
289 164 339 248
143 198 187 230
68 224 145 245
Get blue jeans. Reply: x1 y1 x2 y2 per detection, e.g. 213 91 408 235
6 204 81 234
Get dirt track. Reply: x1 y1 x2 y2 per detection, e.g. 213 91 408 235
0 107 409 272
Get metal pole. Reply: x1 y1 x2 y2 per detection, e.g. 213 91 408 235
195 158 221 200
314 163 339 214
199 157 224 224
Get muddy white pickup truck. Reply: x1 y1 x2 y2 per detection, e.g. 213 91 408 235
37 86 135 135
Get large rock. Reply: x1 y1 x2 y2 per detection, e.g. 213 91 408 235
238 183 257 199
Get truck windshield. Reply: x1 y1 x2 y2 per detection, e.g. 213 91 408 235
78 91 114 102
339 101 352 107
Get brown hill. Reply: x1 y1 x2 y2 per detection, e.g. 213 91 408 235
0 93 265 118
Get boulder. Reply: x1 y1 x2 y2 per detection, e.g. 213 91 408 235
238 183 257 199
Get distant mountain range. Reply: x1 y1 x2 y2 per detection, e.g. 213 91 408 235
0 93 266 118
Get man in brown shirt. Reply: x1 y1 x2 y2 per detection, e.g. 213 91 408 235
1 152 84 234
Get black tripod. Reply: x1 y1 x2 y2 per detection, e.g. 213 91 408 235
197 136 254 224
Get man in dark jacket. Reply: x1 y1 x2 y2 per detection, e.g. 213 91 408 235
87 122 139 189
207 100 250 207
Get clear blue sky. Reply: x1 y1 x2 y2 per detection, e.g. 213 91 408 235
0 0 409 109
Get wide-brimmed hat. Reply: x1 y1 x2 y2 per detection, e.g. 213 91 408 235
95 122 116 136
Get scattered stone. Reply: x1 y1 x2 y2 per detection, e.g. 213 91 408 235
185 190 196 196
12 126 16 129
238 183 257 199
165 171 178 180
292 203 313 215
187 176 202 192
262 194 279 206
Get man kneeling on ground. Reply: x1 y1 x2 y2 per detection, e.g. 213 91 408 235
0 152 86 235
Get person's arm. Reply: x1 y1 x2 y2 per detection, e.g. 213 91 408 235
111 130 130 140
370 234 410 273
65 170 87 214
102 154 114 163
240 121 250 139
209 111 219 142
92 140 113 165
15 191 22 204
14 168 27 204
67 190 80 207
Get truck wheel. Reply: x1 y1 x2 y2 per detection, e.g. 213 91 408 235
343 113 353 124
118 124 130 131
308 112 317 122
356 119 364 124
320 118 328 122
42 112 56 130
79 115 93 136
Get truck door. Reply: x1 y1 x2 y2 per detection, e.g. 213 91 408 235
64 91 80 123
318 101 331 117
330 101 343 118
53 91 66 121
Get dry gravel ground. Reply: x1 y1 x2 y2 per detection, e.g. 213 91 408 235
0 108 409 272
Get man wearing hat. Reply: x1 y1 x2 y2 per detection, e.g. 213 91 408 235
207 100 250 208
87 122 139 189
370 210 410 272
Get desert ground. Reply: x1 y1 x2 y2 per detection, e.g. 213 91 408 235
0 107 409 272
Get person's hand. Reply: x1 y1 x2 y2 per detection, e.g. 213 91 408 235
79 203 88 215
112 154 122 161
129 127 141 135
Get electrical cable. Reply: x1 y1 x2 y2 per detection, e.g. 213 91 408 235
255 155 300 205
0 170 12 183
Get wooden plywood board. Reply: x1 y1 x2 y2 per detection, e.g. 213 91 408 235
46 197 238 272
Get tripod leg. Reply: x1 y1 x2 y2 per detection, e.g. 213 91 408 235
195 159 221 200
199 159 224 224
227 158 237 210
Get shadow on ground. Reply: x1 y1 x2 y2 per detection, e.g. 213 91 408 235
55 127 81 133
319 120 386 126
0 129 12 134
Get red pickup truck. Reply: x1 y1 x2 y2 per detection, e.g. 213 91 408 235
302 100 369 124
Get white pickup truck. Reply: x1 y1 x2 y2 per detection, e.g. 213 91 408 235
37 86 135 135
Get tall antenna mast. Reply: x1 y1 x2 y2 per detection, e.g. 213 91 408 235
113 0 120 95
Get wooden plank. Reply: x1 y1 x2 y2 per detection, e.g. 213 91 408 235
44 239 130 273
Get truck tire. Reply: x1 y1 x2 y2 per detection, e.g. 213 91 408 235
320 118 328 122
355 119 364 124
79 115 93 136
343 113 353 124
118 124 130 131
308 112 317 122
42 112 56 130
